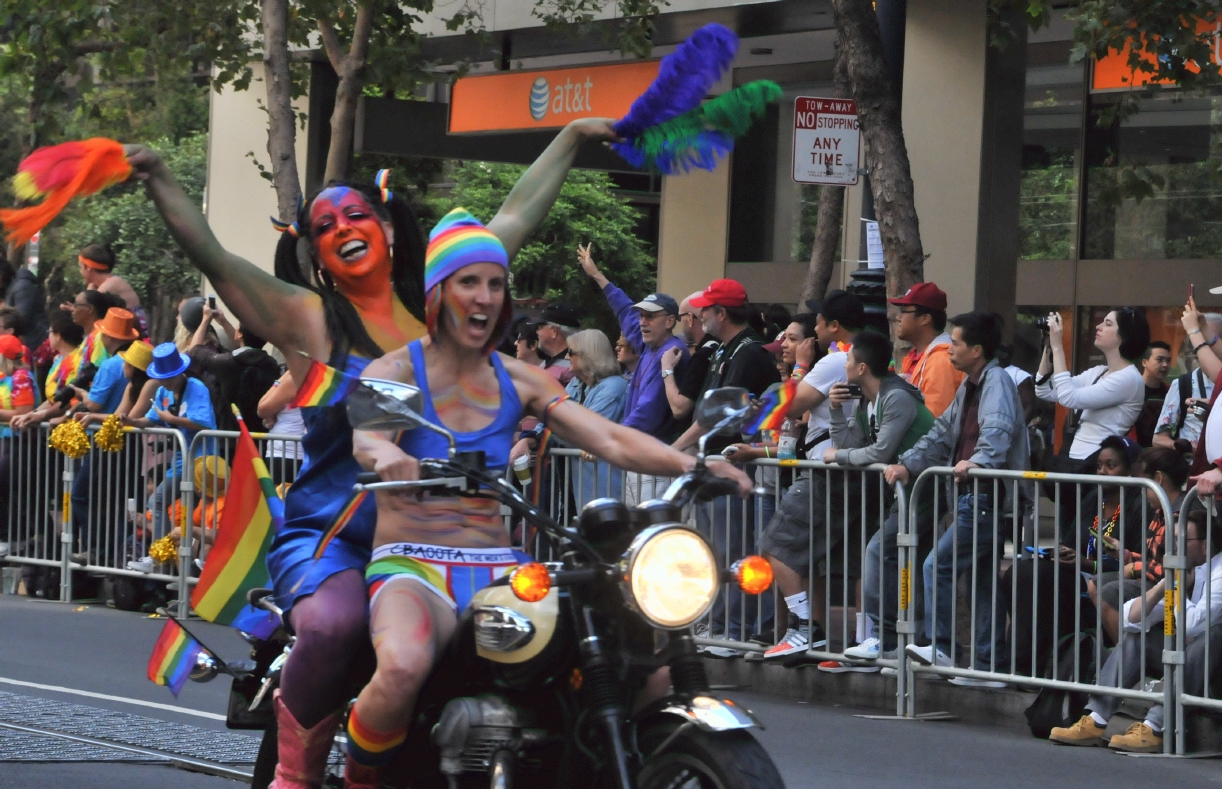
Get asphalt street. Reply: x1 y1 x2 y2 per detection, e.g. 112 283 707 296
1 594 1220 788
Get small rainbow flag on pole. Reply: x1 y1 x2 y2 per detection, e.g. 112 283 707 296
745 379 798 435
291 359 360 409
147 619 202 697
191 414 281 631
311 488 368 561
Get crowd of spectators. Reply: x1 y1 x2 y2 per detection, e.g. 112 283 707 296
0 245 296 609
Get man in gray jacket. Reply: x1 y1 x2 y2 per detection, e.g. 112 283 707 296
885 312 1029 685
759 331 932 660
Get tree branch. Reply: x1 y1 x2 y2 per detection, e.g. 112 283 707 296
316 16 345 73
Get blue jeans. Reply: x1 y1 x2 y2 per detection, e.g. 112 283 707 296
922 492 1007 670
698 491 776 641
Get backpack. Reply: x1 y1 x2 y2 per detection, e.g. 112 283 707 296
231 349 280 429
1024 632 1099 739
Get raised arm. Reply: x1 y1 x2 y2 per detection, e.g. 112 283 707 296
124 145 324 361
486 119 620 259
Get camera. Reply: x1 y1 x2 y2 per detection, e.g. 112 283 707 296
1192 402 1210 421
1034 316 1050 332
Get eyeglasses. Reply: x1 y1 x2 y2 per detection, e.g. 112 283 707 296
679 312 694 320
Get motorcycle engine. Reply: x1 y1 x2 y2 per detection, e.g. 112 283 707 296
432 695 526 775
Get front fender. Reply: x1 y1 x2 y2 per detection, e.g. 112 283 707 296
634 694 760 734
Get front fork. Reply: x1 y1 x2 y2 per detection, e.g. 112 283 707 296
575 605 634 789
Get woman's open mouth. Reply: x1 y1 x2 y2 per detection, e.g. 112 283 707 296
338 239 369 262
468 313 490 333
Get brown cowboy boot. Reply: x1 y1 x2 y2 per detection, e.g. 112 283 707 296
270 689 343 789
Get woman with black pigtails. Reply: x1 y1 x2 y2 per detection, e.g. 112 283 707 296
122 118 620 789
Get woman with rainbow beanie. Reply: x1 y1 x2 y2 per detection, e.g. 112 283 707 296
343 208 752 780
123 118 623 789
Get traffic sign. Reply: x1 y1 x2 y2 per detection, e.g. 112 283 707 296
792 97 860 185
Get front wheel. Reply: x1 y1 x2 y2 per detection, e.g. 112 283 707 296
636 721 785 789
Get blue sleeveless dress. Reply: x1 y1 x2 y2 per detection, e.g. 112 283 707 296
268 354 376 611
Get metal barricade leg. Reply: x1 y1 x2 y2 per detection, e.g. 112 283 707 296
59 458 75 603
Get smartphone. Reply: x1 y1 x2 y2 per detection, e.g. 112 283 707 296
207 295 217 310
1190 283 1195 301
844 383 863 399
721 446 740 458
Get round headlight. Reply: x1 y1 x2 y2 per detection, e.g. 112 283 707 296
622 526 719 629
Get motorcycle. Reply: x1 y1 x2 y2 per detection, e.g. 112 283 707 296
192 384 785 789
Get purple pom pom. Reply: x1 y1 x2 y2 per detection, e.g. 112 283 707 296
612 23 738 139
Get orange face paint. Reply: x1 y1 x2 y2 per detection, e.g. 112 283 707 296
309 187 392 301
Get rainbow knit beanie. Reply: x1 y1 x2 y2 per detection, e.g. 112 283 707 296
425 208 508 292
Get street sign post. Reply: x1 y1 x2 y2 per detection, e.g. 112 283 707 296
792 97 860 186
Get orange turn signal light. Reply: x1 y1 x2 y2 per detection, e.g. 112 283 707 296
510 562 552 602
732 556 773 595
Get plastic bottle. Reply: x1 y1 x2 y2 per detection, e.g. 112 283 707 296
777 418 800 460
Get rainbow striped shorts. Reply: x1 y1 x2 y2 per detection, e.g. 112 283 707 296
365 542 531 613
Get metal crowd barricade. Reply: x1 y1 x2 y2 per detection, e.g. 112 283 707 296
1 423 190 604
1171 487 1220 755
183 429 306 617
907 466 1175 753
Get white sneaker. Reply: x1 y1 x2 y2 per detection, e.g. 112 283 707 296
194 558 205 571
126 556 154 574
880 666 897 677
701 644 744 658
763 628 808 659
948 676 1009 689
843 637 880 660
0 542 9 558
905 644 953 668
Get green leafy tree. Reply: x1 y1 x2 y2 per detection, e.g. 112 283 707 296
43 134 207 342
430 162 655 339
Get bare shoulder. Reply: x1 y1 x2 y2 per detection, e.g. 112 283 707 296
500 353 565 414
362 344 416 384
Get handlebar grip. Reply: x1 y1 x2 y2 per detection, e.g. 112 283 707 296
355 471 381 485
694 477 743 502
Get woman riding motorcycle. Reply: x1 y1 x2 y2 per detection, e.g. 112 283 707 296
122 119 621 788
349 208 753 781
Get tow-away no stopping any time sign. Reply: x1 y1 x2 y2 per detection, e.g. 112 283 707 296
792 97 860 186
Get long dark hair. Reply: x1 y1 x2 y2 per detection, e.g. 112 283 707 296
273 181 427 364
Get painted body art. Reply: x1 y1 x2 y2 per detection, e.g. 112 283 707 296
432 376 502 424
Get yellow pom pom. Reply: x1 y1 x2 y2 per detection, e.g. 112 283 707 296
48 421 91 459
95 414 126 452
149 536 178 565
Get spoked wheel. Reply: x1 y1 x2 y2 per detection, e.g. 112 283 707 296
636 722 785 789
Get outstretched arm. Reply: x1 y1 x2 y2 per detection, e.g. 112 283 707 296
487 119 621 259
124 145 325 364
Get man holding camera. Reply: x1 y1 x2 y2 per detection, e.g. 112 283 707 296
760 331 932 661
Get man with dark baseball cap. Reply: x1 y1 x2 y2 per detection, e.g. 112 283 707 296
529 302 581 385
578 244 687 440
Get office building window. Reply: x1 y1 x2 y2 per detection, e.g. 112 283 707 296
1020 44 1083 261
1084 90 1222 260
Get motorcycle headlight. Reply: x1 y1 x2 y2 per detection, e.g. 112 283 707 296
621 525 718 629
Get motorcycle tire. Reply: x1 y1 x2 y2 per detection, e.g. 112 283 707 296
635 721 785 789
250 719 278 789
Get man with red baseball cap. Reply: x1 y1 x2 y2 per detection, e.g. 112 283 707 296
889 282 963 417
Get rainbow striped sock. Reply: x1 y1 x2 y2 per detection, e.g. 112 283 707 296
346 707 407 767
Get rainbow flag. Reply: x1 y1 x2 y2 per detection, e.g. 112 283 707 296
291 360 359 408
190 416 281 627
147 619 202 697
745 379 797 434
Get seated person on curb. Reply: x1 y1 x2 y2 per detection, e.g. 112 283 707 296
885 312 1029 687
1050 509 1222 753
1000 435 1146 677
345 210 752 777
757 330 933 662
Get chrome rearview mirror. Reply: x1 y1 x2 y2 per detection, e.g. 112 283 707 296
347 379 457 457
695 387 751 434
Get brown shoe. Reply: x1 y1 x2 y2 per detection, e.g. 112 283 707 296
1049 714 1107 746
1108 722 1162 753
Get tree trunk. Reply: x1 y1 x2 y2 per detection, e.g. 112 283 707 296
831 0 924 300
799 31 851 306
262 0 303 221
318 2 378 185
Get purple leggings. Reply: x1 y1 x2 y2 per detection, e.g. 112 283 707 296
279 569 375 727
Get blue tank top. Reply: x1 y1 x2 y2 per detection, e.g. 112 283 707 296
397 340 523 473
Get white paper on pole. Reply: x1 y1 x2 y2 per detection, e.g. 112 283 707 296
865 220 884 269
792 97 860 186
